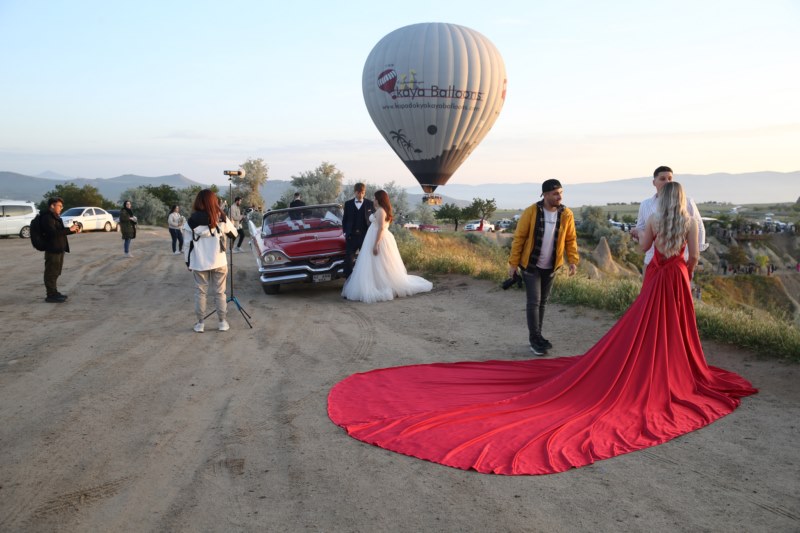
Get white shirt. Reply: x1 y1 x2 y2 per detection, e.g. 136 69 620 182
536 208 558 269
636 194 707 265
354 200 363 209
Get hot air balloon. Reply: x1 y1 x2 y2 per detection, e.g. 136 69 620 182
363 23 507 203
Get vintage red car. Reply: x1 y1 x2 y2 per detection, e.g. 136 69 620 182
247 204 346 294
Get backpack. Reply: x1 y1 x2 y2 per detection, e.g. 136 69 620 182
30 214 47 251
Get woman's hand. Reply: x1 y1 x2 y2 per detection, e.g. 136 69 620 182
373 244 379 256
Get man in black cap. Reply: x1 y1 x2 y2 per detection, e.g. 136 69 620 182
507 179 579 355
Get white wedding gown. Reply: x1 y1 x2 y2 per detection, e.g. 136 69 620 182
342 210 433 303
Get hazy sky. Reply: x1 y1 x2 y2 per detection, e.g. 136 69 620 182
1 1 798 191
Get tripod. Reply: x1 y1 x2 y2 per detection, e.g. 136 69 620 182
204 177 253 328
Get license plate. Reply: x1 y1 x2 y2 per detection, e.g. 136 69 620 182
312 273 332 283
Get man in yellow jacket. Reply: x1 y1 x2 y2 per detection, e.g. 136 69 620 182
508 179 579 355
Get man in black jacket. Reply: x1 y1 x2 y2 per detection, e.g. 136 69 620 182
341 183 375 278
41 197 80 302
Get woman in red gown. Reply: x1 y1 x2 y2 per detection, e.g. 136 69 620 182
328 182 756 475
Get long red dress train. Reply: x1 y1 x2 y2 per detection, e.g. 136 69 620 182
328 248 757 475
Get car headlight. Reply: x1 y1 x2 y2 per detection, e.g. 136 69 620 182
262 251 289 265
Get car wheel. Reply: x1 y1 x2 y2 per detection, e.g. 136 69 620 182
20 226 31 239
103 222 112 232
263 284 280 295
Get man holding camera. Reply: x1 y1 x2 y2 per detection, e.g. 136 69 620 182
507 179 579 355
40 196 81 303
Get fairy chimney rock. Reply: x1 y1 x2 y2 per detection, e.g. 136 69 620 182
592 237 621 275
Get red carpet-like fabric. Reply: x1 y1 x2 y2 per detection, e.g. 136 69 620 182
328 249 757 475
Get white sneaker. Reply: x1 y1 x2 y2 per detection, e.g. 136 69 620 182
123 252 133 258
232 248 242 254
173 250 181 255
218 320 230 332
193 322 204 333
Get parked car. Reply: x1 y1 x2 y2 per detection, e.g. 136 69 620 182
495 218 513 230
418 224 441 232
248 204 346 294
402 221 420 230
60 207 115 232
107 209 121 231
464 219 495 232
0 200 37 238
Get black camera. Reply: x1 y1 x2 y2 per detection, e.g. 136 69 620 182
502 272 523 290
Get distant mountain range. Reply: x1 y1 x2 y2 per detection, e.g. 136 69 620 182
1 170 797 209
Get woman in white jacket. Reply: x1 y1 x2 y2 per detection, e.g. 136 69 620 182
184 189 238 333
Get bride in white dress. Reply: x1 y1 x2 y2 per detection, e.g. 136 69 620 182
342 190 433 303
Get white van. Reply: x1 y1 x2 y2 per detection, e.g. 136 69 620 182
0 200 38 238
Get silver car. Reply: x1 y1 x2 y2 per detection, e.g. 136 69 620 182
0 200 37 238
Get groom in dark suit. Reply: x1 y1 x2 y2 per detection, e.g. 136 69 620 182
342 182 375 278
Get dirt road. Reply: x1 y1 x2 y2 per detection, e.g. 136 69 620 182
1 228 797 532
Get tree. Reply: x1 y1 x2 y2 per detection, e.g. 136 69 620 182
143 184 180 209
578 206 608 237
381 181 409 219
726 245 749 270
284 161 343 205
435 203 466 231
40 182 113 210
464 198 497 222
176 185 203 213
754 254 769 274
230 158 269 212
414 202 436 225
119 187 168 226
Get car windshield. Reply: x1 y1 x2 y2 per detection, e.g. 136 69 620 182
262 205 343 236
62 208 84 216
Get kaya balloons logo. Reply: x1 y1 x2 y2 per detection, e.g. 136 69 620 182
363 23 506 194
376 68 488 103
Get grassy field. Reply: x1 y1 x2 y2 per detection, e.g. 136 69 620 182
394 227 800 361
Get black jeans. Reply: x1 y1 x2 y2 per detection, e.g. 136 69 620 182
44 251 65 296
522 266 555 345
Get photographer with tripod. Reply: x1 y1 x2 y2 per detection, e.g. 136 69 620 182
184 189 238 333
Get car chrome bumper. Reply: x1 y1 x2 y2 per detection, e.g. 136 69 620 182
258 260 346 285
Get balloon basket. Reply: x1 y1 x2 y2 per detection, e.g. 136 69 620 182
422 193 442 206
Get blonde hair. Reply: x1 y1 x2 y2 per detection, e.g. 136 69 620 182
654 182 691 258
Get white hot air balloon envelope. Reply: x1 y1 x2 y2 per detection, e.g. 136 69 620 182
363 23 507 194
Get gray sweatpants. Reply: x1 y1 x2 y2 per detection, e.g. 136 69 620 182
192 266 228 322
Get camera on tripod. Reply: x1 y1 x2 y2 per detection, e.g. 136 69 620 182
502 272 523 290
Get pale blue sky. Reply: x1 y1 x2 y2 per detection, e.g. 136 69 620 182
1 0 798 191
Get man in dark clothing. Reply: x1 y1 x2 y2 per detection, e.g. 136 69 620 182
289 192 306 221
341 183 375 278
289 192 305 208
41 197 80 302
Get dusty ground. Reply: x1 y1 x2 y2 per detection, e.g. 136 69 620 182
1 228 797 533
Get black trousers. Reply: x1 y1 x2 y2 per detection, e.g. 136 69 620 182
344 231 366 277
522 266 555 344
44 251 65 296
